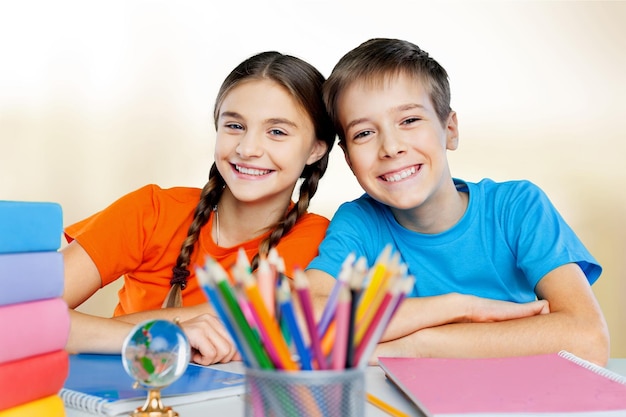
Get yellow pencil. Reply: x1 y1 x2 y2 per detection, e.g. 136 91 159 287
367 393 411 417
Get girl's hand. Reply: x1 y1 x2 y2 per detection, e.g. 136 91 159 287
180 313 240 365
464 295 549 323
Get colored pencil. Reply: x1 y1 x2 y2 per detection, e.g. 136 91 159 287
293 268 327 370
317 252 355 337
208 259 274 370
196 265 254 367
345 261 367 368
277 279 313 370
331 285 352 370
238 268 298 370
367 393 411 417
356 244 392 322
256 255 276 319
356 276 414 368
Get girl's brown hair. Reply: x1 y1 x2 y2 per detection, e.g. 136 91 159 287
163 51 335 308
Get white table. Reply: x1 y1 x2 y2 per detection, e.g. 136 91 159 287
66 359 626 417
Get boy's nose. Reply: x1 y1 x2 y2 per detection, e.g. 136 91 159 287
379 132 406 158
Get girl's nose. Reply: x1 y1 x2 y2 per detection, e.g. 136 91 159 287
236 132 264 158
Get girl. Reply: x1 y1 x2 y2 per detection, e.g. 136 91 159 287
62 51 335 365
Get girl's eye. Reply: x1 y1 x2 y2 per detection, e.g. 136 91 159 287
269 129 287 137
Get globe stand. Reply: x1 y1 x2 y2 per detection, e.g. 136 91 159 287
130 383 179 417
122 319 191 417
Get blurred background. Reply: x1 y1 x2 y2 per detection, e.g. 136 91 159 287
1 1 624 356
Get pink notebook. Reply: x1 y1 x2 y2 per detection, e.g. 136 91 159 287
378 351 626 416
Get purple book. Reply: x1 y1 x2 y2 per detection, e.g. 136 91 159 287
0 251 64 306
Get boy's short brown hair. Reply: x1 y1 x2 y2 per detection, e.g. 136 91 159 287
323 38 452 143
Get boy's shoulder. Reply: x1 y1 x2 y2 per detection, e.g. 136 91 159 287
463 178 544 198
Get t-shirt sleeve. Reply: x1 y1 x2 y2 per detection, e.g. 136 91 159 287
275 213 329 277
306 200 375 279
64 184 162 286
502 181 602 287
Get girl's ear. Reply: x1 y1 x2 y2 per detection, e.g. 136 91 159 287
445 111 460 151
305 139 329 165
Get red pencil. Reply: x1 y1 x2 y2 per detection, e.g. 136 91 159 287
331 285 352 370
293 268 327 370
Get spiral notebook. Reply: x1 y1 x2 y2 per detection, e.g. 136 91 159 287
61 354 245 416
378 351 626 416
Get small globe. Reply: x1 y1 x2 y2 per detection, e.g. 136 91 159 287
122 319 191 389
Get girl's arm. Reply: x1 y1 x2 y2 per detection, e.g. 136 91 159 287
62 240 238 365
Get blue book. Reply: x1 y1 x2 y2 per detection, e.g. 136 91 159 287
0 251 64 306
60 354 245 416
0 200 63 253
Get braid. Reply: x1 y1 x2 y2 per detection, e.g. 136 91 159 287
250 159 325 272
162 163 225 308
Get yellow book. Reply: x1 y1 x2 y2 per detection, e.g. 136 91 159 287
0 395 65 417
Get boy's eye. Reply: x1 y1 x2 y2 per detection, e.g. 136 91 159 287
353 130 373 141
269 128 287 136
401 117 420 126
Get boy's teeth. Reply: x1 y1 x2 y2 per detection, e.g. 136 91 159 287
382 166 416 182
236 165 270 176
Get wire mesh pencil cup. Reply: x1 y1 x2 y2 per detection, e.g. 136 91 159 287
244 367 365 417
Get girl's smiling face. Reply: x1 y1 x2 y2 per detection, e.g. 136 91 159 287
214 79 327 209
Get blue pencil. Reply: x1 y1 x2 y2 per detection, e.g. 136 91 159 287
196 264 255 367
277 279 312 370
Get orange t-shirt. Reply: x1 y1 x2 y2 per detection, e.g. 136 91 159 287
64 184 329 316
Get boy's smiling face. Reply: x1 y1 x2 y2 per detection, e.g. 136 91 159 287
337 72 461 227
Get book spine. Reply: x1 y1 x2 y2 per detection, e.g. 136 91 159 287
0 395 66 417
558 350 626 385
0 201 63 254
0 350 69 411
0 298 70 364
0 252 64 306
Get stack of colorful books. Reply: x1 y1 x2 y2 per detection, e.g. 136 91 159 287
0 201 69 416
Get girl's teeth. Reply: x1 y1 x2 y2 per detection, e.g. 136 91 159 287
236 165 270 176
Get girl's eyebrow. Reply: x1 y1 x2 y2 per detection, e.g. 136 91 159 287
219 111 243 120
264 118 298 128
219 112 297 128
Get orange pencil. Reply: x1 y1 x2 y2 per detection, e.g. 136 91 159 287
240 269 298 370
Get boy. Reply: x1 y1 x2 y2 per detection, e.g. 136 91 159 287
306 38 609 365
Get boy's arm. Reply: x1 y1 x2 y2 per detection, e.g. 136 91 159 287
374 263 610 366
305 269 549 340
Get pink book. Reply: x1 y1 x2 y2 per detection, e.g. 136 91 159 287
378 351 626 416
0 298 69 364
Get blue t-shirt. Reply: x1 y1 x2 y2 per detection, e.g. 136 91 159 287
306 178 601 302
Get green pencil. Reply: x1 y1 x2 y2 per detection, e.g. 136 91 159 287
208 259 274 370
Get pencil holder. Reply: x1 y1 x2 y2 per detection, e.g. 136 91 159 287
244 367 365 417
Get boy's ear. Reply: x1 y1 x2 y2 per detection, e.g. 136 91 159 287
305 139 328 165
445 111 460 151
339 141 355 173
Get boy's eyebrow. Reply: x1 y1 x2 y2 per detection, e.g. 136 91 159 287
344 103 427 131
